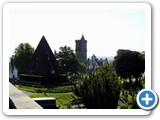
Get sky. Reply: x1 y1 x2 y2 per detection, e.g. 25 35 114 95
9 3 145 58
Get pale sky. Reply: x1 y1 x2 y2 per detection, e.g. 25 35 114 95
9 3 145 58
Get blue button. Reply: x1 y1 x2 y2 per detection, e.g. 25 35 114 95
137 89 158 110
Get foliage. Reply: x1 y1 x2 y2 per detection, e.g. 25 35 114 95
54 46 85 74
29 93 78 109
11 43 35 74
108 60 116 72
114 49 145 82
119 94 139 109
119 77 144 109
73 65 121 109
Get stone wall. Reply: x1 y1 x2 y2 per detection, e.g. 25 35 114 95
9 82 43 109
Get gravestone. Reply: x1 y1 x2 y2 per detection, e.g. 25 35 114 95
20 36 67 87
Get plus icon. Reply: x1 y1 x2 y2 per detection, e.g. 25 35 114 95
141 93 153 105
137 89 158 110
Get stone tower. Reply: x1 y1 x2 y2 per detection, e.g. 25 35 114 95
75 35 87 64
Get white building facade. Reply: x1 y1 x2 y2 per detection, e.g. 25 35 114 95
9 60 18 80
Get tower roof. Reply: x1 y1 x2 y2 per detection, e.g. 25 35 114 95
81 35 85 41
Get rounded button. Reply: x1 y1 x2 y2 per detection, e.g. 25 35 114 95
136 89 158 110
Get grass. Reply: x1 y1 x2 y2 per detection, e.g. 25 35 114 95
16 85 73 93
46 86 73 93
29 92 78 109
15 85 37 93
16 84 79 108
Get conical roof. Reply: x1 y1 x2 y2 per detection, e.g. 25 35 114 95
27 36 60 76
81 35 85 40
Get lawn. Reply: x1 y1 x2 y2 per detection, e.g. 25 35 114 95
16 85 73 93
16 84 138 109
15 85 37 93
29 92 78 109
16 85 81 109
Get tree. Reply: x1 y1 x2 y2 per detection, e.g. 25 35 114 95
11 43 34 74
73 65 121 109
108 60 115 72
114 49 145 83
55 46 84 75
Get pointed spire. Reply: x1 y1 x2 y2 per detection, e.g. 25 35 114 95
81 35 85 40
38 35 49 49
27 36 60 76
41 35 47 41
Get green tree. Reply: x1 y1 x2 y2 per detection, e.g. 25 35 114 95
11 43 34 74
114 49 145 83
108 60 115 72
55 46 85 75
74 65 121 109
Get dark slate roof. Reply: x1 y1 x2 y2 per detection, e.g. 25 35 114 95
27 36 60 76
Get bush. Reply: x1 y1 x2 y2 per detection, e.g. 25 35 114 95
36 89 44 93
73 65 121 109
119 94 139 109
